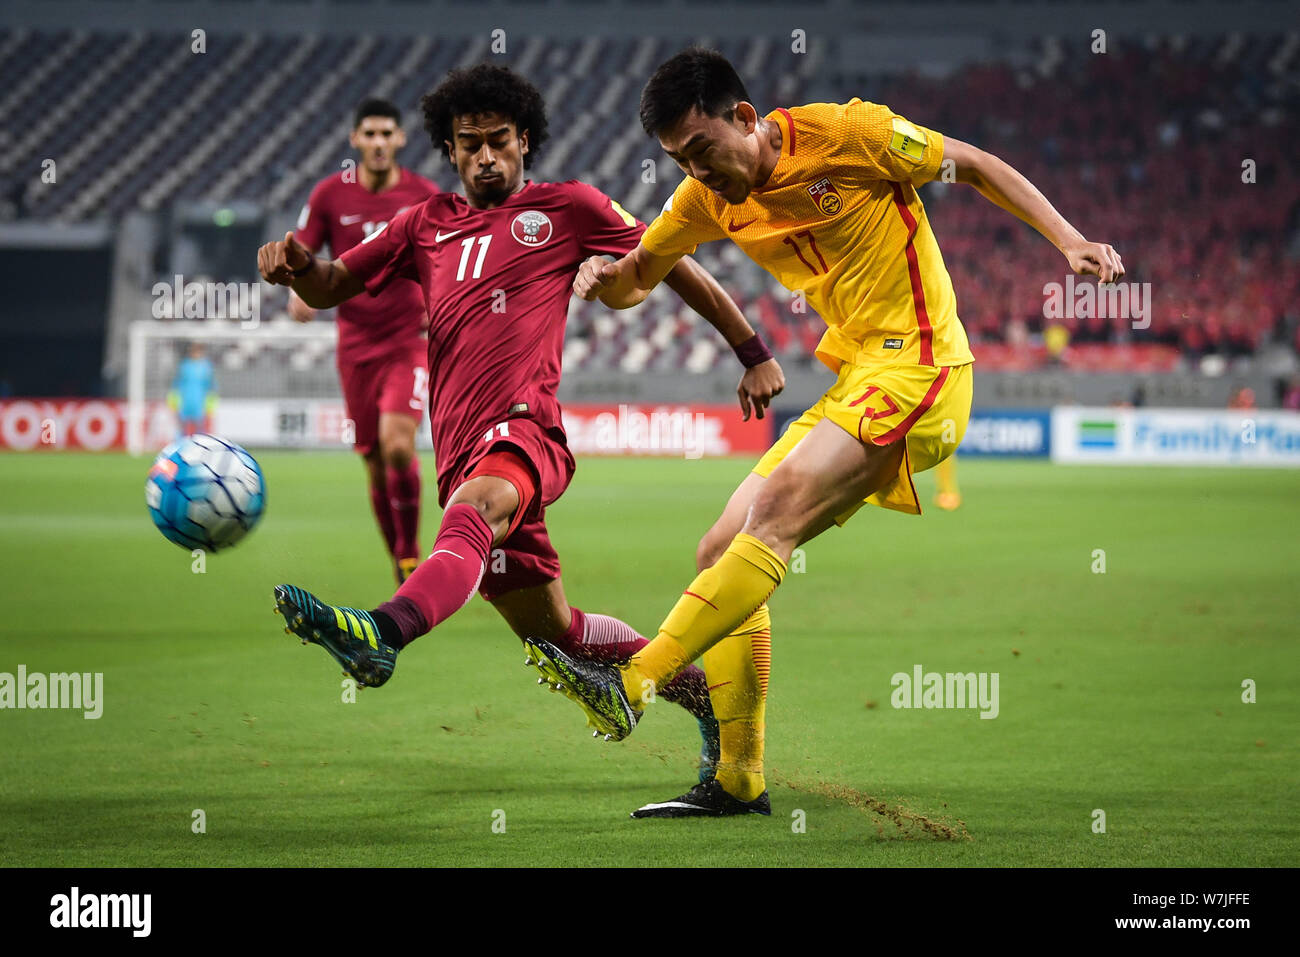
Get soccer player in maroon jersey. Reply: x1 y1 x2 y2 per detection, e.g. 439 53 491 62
258 65 784 781
290 98 439 585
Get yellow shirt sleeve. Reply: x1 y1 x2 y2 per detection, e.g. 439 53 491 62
842 99 945 185
641 177 726 257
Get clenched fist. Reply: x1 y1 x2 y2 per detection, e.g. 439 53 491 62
573 255 620 301
258 231 314 286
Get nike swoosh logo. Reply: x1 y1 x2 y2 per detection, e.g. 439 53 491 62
707 681 733 692
728 219 756 232
435 229 464 242
431 549 464 560
339 214 363 225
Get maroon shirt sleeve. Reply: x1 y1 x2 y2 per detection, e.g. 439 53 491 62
294 178 332 254
567 181 647 258
338 202 420 296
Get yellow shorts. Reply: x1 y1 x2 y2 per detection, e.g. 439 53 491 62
753 361 973 521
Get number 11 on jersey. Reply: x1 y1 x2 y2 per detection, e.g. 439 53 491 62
457 235 492 281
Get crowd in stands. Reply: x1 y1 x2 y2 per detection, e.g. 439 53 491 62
3 29 1296 375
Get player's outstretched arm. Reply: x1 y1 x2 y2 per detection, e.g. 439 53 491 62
941 138 1125 283
573 242 680 309
257 231 365 309
662 255 785 421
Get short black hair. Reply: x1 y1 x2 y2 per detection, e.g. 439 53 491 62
420 63 549 169
639 47 752 138
354 97 401 129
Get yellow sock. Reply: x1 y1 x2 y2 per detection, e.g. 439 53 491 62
702 604 771 801
624 534 786 701
936 454 959 495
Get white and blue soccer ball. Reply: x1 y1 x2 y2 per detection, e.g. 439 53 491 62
145 434 266 551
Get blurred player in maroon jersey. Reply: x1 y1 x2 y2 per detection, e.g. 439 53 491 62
259 64 783 783
290 98 439 584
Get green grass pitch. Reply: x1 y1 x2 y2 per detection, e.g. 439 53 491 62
1 451 1296 866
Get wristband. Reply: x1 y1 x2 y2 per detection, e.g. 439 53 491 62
290 260 314 277
733 333 774 369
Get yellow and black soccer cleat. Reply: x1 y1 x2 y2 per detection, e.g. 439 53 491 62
523 637 641 741
274 584 397 688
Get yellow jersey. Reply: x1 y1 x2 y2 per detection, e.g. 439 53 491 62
641 99 974 373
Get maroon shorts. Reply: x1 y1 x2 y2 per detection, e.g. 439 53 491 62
337 342 428 455
441 416 576 602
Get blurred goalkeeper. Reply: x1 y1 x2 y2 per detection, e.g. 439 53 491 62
169 342 215 437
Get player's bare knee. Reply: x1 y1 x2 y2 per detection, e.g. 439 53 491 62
696 527 729 571
448 477 517 533
463 494 512 528
381 438 414 471
744 476 809 554
378 419 416 471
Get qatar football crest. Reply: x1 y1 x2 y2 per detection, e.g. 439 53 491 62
510 210 554 247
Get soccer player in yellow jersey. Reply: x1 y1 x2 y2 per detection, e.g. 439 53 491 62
528 48 1125 817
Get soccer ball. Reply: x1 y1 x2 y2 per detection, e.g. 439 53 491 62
146 434 266 551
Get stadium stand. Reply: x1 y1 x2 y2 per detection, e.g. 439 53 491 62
1 28 1296 377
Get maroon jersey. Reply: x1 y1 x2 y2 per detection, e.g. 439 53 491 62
295 167 439 364
339 179 646 501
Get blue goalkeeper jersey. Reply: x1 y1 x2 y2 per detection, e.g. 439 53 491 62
174 357 214 419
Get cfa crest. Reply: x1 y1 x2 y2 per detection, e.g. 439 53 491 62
807 177 842 216
510 210 554 247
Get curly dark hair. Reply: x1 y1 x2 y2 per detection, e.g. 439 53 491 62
421 63 549 169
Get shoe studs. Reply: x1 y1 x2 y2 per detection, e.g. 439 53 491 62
537 677 545 685
593 730 600 737
524 656 535 666
604 734 612 742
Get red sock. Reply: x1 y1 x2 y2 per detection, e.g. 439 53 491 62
559 607 645 660
381 504 492 644
369 479 397 557
557 607 712 719
387 460 422 560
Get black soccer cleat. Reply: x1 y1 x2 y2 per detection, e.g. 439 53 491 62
631 778 772 819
